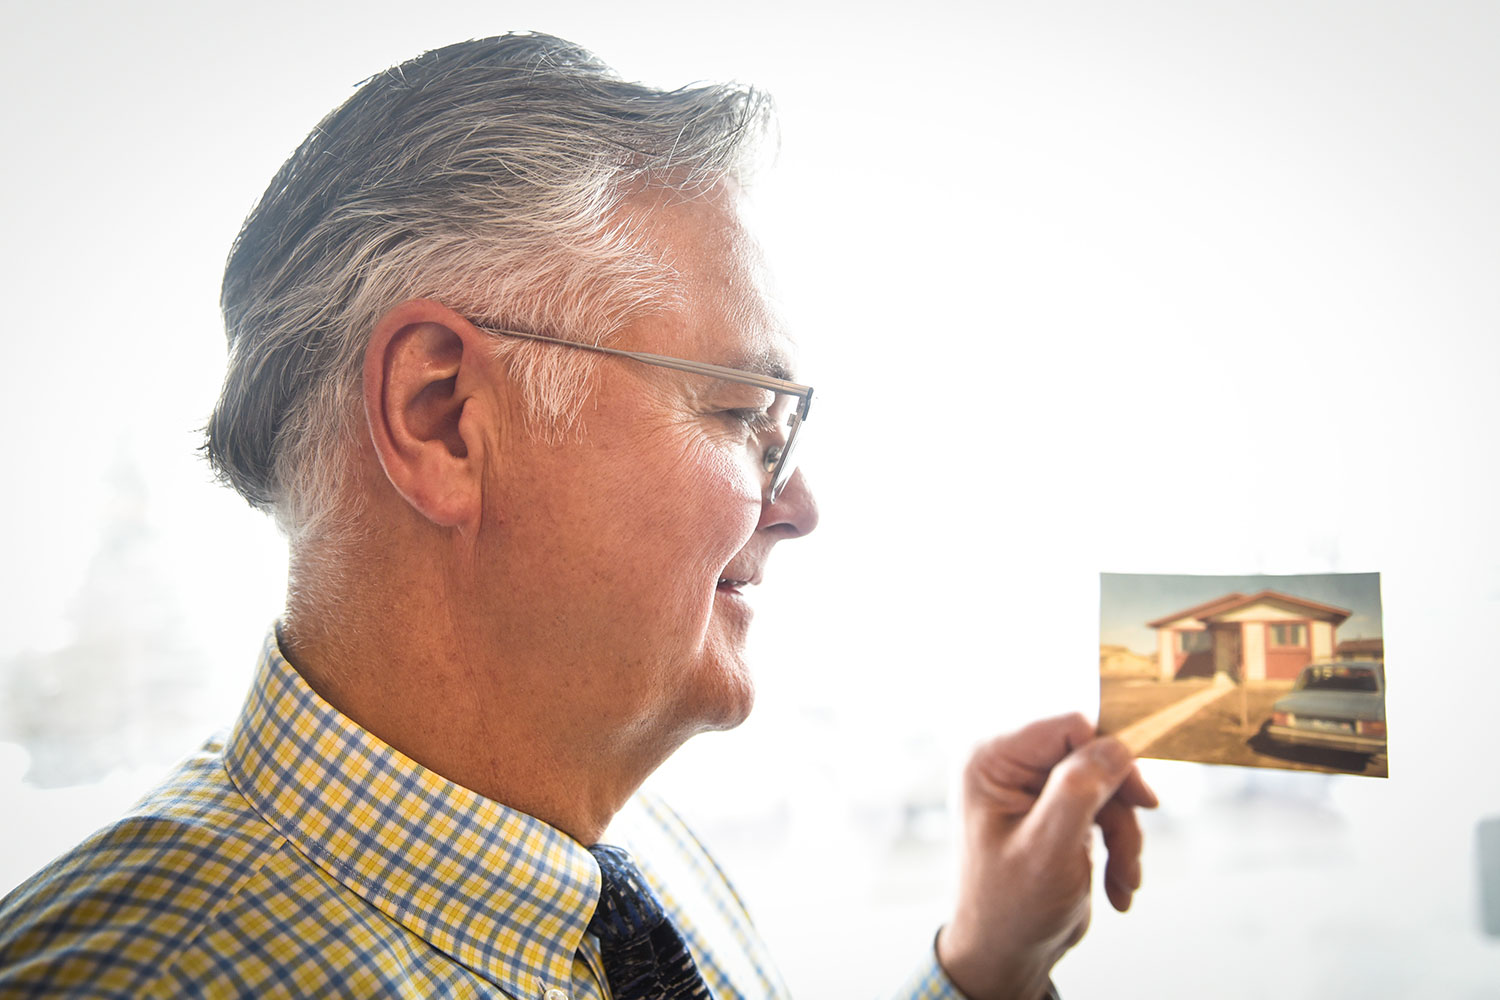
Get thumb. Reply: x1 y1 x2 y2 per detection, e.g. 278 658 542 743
1026 736 1137 843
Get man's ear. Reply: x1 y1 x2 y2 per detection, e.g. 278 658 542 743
362 299 494 531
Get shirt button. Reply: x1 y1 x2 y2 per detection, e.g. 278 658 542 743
544 990 568 1000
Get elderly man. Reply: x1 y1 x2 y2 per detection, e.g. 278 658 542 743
0 33 1154 1000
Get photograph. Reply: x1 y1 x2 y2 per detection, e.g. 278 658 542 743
1099 572 1386 778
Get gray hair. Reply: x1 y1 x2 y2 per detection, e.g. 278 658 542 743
204 33 774 542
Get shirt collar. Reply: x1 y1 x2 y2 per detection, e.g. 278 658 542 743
224 631 600 999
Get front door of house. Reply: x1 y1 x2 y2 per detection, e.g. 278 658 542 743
1214 624 1242 682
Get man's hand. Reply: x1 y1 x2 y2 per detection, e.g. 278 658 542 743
936 714 1158 1000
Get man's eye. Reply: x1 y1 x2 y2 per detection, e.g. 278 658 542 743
723 408 779 434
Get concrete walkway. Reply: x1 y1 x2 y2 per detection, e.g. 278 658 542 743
1114 683 1237 755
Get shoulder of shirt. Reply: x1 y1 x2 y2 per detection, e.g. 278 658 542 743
0 735 289 997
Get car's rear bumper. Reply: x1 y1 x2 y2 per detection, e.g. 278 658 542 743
1267 724 1385 755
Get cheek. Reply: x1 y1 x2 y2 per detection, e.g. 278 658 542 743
622 438 762 588
593 430 764 586
681 440 764 541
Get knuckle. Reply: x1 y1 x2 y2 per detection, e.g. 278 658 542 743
1055 759 1106 799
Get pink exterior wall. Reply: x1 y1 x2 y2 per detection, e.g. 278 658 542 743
1264 618 1314 680
1155 620 1212 679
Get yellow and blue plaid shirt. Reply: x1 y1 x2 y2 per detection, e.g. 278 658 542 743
0 633 965 998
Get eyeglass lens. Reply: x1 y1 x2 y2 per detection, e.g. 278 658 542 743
766 406 803 501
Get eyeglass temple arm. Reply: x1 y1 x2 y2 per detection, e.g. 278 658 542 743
487 326 813 405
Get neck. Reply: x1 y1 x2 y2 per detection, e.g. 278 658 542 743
280 549 686 844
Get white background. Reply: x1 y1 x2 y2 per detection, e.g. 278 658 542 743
2 1 1497 996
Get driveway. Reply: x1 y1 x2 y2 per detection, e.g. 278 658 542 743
1101 677 1388 777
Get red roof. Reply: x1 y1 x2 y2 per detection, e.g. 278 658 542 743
1148 589 1352 628
1146 592 1246 628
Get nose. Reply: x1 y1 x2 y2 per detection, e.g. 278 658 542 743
758 466 818 538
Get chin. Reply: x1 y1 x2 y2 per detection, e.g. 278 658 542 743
691 654 757 734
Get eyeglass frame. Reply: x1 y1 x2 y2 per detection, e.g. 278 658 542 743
472 324 813 502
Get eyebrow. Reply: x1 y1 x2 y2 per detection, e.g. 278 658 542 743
665 349 803 396
718 346 795 383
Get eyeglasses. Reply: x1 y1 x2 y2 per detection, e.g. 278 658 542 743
474 325 813 502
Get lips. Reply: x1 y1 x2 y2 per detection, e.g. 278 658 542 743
716 568 761 594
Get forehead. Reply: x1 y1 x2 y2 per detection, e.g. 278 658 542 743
619 185 795 379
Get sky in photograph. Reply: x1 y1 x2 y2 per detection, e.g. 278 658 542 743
1100 572 1384 654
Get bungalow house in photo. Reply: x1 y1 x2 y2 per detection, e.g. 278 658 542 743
1147 590 1352 683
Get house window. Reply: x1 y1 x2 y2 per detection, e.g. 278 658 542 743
1269 623 1307 647
1179 630 1212 653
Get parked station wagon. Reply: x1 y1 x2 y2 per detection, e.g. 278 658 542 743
1267 660 1387 756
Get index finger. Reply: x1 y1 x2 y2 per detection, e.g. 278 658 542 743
972 712 1100 793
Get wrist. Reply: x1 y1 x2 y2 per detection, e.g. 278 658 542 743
935 922 1058 1000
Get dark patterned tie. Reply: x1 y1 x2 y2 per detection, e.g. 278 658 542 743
587 844 714 1000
